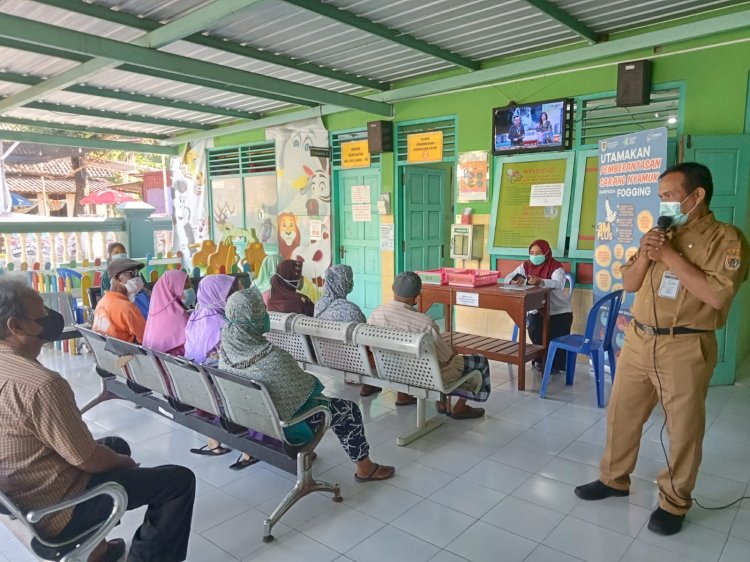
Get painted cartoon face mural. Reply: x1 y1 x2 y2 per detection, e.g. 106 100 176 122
278 212 301 259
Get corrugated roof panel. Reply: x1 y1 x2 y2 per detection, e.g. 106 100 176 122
42 90 234 126
1 0 143 42
0 45 81 79
87 68 293 115
5 106 180 135
91 0 211 23
560 0 745 33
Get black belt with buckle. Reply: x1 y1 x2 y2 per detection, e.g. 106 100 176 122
633 319 711 336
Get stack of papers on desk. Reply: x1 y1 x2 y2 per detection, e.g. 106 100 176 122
501 285 535 291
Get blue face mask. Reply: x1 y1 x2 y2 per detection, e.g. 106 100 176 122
659 192 698 228
182 288 196 309
529 254 546 266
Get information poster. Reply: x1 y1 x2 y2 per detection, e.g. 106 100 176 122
351 184 370 204
492 158 569 249
352 204 371 222
457 151 489 202
380 223 394 251
595 127 667 359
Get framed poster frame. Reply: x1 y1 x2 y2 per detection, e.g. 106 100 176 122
568 148 598 259
487 151 575 258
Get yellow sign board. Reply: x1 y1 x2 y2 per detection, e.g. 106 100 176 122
407 131 443 163
341 140 371 168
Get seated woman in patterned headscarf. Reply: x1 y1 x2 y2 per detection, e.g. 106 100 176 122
314 264 366 323
219 287 395 482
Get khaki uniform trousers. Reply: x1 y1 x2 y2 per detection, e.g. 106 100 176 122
599 324 717 515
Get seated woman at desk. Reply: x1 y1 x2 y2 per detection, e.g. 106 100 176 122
506 239 573 371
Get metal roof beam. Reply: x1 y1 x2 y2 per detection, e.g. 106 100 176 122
0 0 265 114
0 116 168 140
17 100 216 131
0 40 316 108
525 0 599 44
116 64 319 107
280 0 480 71
0 130 178 155
33 0 387 91
0 70 260 120
168 8 750 144
0 15 392 116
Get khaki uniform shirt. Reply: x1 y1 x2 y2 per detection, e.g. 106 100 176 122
368 301 464 383
0 343 96 537
624 212 749 330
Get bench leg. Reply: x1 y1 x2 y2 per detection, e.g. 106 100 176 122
396 398 444 446
263 450 342 542
80 379 118 415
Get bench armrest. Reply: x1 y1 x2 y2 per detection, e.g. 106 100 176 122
27 482 128 559
280 404 331 430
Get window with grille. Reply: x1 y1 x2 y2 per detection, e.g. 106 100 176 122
207 143 275 177
578 89 681 147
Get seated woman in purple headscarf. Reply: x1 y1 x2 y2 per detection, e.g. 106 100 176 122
184 274 257 470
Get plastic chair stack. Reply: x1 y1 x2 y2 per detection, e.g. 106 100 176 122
539 289 624 408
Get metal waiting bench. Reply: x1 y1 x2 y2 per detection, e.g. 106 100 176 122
267 313 482 446
75 326 341 542
0 483 127 562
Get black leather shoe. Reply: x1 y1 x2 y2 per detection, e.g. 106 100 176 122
574 480 629 500
647 507 685 535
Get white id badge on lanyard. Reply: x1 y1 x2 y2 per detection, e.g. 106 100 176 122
658 271 680 300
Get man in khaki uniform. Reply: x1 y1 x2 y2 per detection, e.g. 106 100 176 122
575 162 749 535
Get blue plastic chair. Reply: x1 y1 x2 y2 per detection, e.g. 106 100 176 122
511 272 575 342
539 289 623 408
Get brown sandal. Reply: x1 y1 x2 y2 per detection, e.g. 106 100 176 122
354 463 395 482
360 384 382 397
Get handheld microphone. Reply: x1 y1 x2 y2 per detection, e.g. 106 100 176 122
656 215 673 231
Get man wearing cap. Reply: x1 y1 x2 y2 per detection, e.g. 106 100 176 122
368 272 491 419
93 258 147 343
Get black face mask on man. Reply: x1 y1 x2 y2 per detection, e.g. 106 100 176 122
23 307 65 341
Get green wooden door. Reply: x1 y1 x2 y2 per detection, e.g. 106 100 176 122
684 135 750 384
403 166 447 319
337 168 381 317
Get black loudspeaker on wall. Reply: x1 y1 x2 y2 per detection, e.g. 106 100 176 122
616 60 652 107
367 120 393 154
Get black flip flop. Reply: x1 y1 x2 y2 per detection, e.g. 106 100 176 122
190 445 232 456
229 454 260 471
354 463 395 482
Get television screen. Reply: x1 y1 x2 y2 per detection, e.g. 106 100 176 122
492 99 572 155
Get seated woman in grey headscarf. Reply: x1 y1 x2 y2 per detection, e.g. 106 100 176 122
219 287 395 482
314 264 366 322
315 264 383 398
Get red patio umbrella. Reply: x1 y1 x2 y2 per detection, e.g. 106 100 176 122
80 189 138 205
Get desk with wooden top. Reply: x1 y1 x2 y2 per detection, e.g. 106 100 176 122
418 284 551 391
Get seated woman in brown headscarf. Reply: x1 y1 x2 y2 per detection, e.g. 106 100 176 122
267 259 314 316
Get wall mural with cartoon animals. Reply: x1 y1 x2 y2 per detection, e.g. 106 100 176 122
266 118 331 302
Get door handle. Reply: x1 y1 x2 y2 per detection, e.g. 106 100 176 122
339 245 346 259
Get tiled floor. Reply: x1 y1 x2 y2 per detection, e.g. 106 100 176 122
2 348 750 562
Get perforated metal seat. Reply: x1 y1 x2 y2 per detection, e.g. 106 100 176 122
76 326 122 379
354 325 481 445
203 366 342 541
152 352 223 417
294 317 374 377
100 339 172 397
264 312 316 363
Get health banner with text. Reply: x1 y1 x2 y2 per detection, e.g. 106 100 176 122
595 127 667 360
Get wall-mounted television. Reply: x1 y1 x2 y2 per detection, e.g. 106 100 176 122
492 98 573 155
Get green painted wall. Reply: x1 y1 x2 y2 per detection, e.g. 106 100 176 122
211 34 750 370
